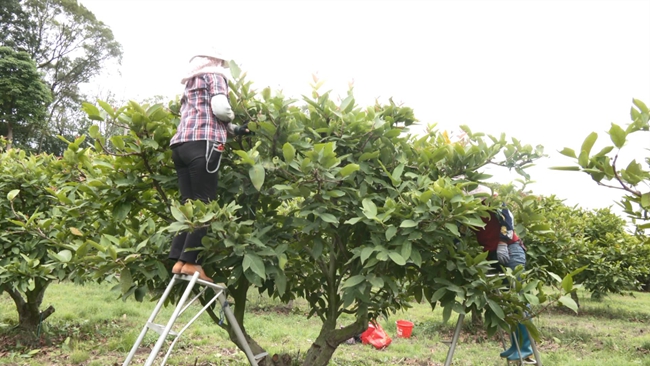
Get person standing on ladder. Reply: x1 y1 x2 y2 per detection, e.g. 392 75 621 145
467 184 533 362
168 48 252 282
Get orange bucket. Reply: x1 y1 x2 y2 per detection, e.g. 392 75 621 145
396 320 414 338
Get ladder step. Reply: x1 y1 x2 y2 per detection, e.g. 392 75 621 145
146 322 178 337
174 274 227 291
255 352 268 360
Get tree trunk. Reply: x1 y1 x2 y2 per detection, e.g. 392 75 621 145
570 291 581 309
200 279 292 366
4 280 54 333
471 309 483 327
302 317 367 366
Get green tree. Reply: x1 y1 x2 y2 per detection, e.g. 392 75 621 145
0 0 122 154
524 195 650 304
1 68 576 364
0 149 102 332
553 99 650 228
0 46 51 149
0 0 29 49
68 68 572 365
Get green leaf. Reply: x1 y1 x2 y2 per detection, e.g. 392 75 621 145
359 151 380 161
228 60 242 79
88 125 100 138
558 148 577 158
345 217 363 225
319 213 339 224
391 164 405 183
385 226 397 241
558 294 579 313
419 190 434 203
278 253 288 270
580 132 598 156
110 136 125 150
561 273 573 293
524 293 540 306
275 271 287 296
170 206 186 222
249 164 265 191
243 253 266 279
633 98 649 114
340 95 355 113
360 247 375 264
339 164 360 177
282 143 296 164
400 220 417 228
430 288 447 303
641 193 650 209
410 248 422 267
97 100 115 117
442 304 453 323
120 268 133 294
388 252 406 265
82 102 101 118
578 151 589 168
134 287 147 302
401 241 412 260
341 275 365 289
487 299 505 320
7 189 19 201
233 150 255 165
444 223 460 236
369 276 384 288
362 198 377 219
58 250 72 263
608 123 626 148
113 203 132 222
549 166 581 171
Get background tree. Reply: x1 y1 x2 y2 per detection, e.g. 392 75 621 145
0 0 122 154
0 46 51 149
553 99 650 229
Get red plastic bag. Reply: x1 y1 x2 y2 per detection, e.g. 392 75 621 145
360 321 392 349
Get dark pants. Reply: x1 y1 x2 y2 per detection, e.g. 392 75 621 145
169 140 221 264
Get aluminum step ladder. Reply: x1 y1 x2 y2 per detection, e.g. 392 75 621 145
442 311 542 365
443 274 542 366
123 272 267 366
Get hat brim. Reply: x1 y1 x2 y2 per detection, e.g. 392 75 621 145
189 55 230 68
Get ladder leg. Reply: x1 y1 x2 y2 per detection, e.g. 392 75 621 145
159 288 224 365
144 272 200 366
444 313 465 366
529 331 542 366
218 292 259 365
123 275 179 366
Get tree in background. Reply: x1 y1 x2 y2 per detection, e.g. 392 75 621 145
0 0 122 154
0 47 51 149
524 195 650 306
553 99 650 230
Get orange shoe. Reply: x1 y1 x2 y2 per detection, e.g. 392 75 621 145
180 263 213 283
171 260 185 274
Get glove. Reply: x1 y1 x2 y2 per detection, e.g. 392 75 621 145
496 243 510 265
234 123 254 136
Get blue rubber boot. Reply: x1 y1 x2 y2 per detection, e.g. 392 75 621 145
499 332 516 358
507 323 533 361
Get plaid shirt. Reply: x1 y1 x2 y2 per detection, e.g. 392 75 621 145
170 73 230 145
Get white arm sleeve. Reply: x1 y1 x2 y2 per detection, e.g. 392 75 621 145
210 94 235 122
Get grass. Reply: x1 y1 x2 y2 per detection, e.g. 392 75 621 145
1 282 650 365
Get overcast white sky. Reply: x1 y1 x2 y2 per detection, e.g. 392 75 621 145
80 0 650 215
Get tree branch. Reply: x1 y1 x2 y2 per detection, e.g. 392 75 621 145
612 154 642 196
